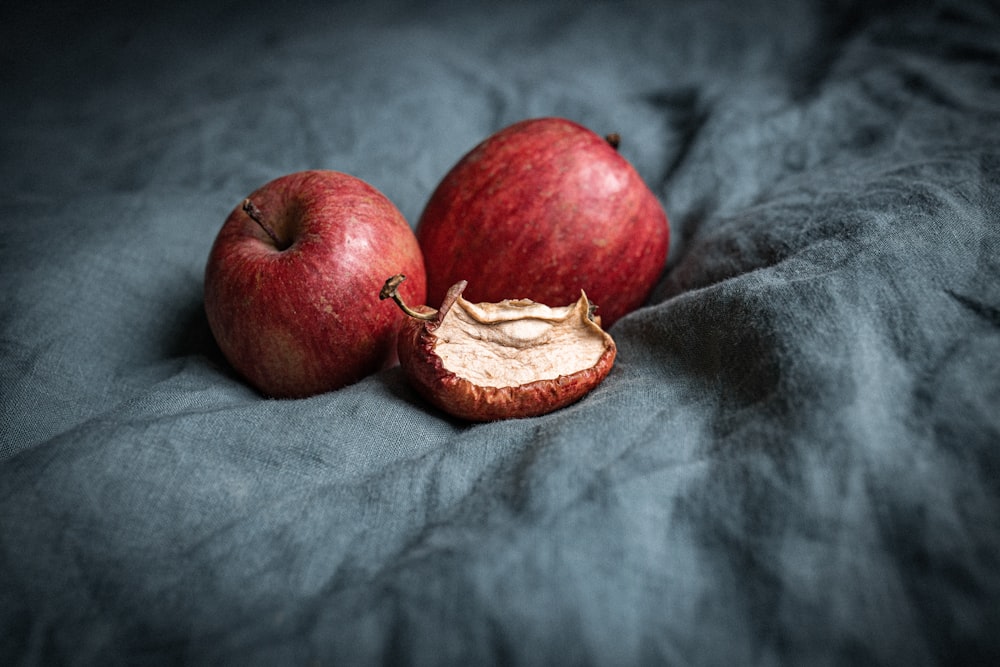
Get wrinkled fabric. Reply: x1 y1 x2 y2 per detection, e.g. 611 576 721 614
2 0 999 664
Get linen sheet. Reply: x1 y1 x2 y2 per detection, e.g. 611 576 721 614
2 0 999 664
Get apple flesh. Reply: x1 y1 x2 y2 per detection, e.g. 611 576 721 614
416 117 669 328
380 275 616 421
204 170 426 398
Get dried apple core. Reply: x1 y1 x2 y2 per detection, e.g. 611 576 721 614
434 293 609 388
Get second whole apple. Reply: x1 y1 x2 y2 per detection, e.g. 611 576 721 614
415 117 670 328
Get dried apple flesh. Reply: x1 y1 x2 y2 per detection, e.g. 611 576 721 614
435 295 609 388
383 275 616 421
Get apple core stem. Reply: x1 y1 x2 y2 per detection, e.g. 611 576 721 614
242 199 286 249
605 133 621 150
380 274 437 321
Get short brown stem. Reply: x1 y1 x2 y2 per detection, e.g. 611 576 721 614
380 274 437 320
605 133 621 150
243 199 287 249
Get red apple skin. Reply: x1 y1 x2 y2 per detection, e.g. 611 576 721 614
204 170 426 398
416 117 669 328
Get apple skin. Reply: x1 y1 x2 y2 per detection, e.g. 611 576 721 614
204 170 426 398
415 117 669 328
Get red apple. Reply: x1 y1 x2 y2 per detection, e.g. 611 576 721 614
415 117 669 328
204 170 426 398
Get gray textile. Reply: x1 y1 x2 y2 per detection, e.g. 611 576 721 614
2 0 999 664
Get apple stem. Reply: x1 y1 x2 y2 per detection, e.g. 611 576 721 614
605 133 621 150
242 198 287 249
380 274 437 321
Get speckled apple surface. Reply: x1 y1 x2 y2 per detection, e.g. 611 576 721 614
204 170 426 398
417 117 669 328
2 0 999 665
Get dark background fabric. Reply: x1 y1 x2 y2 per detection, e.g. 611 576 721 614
2 0 999 664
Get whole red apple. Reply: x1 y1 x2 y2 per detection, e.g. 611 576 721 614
415 117 669 328
204 170 426 398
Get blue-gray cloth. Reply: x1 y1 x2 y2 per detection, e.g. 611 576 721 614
2 1 999 664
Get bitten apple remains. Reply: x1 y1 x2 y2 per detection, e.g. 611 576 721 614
380 275 616 421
